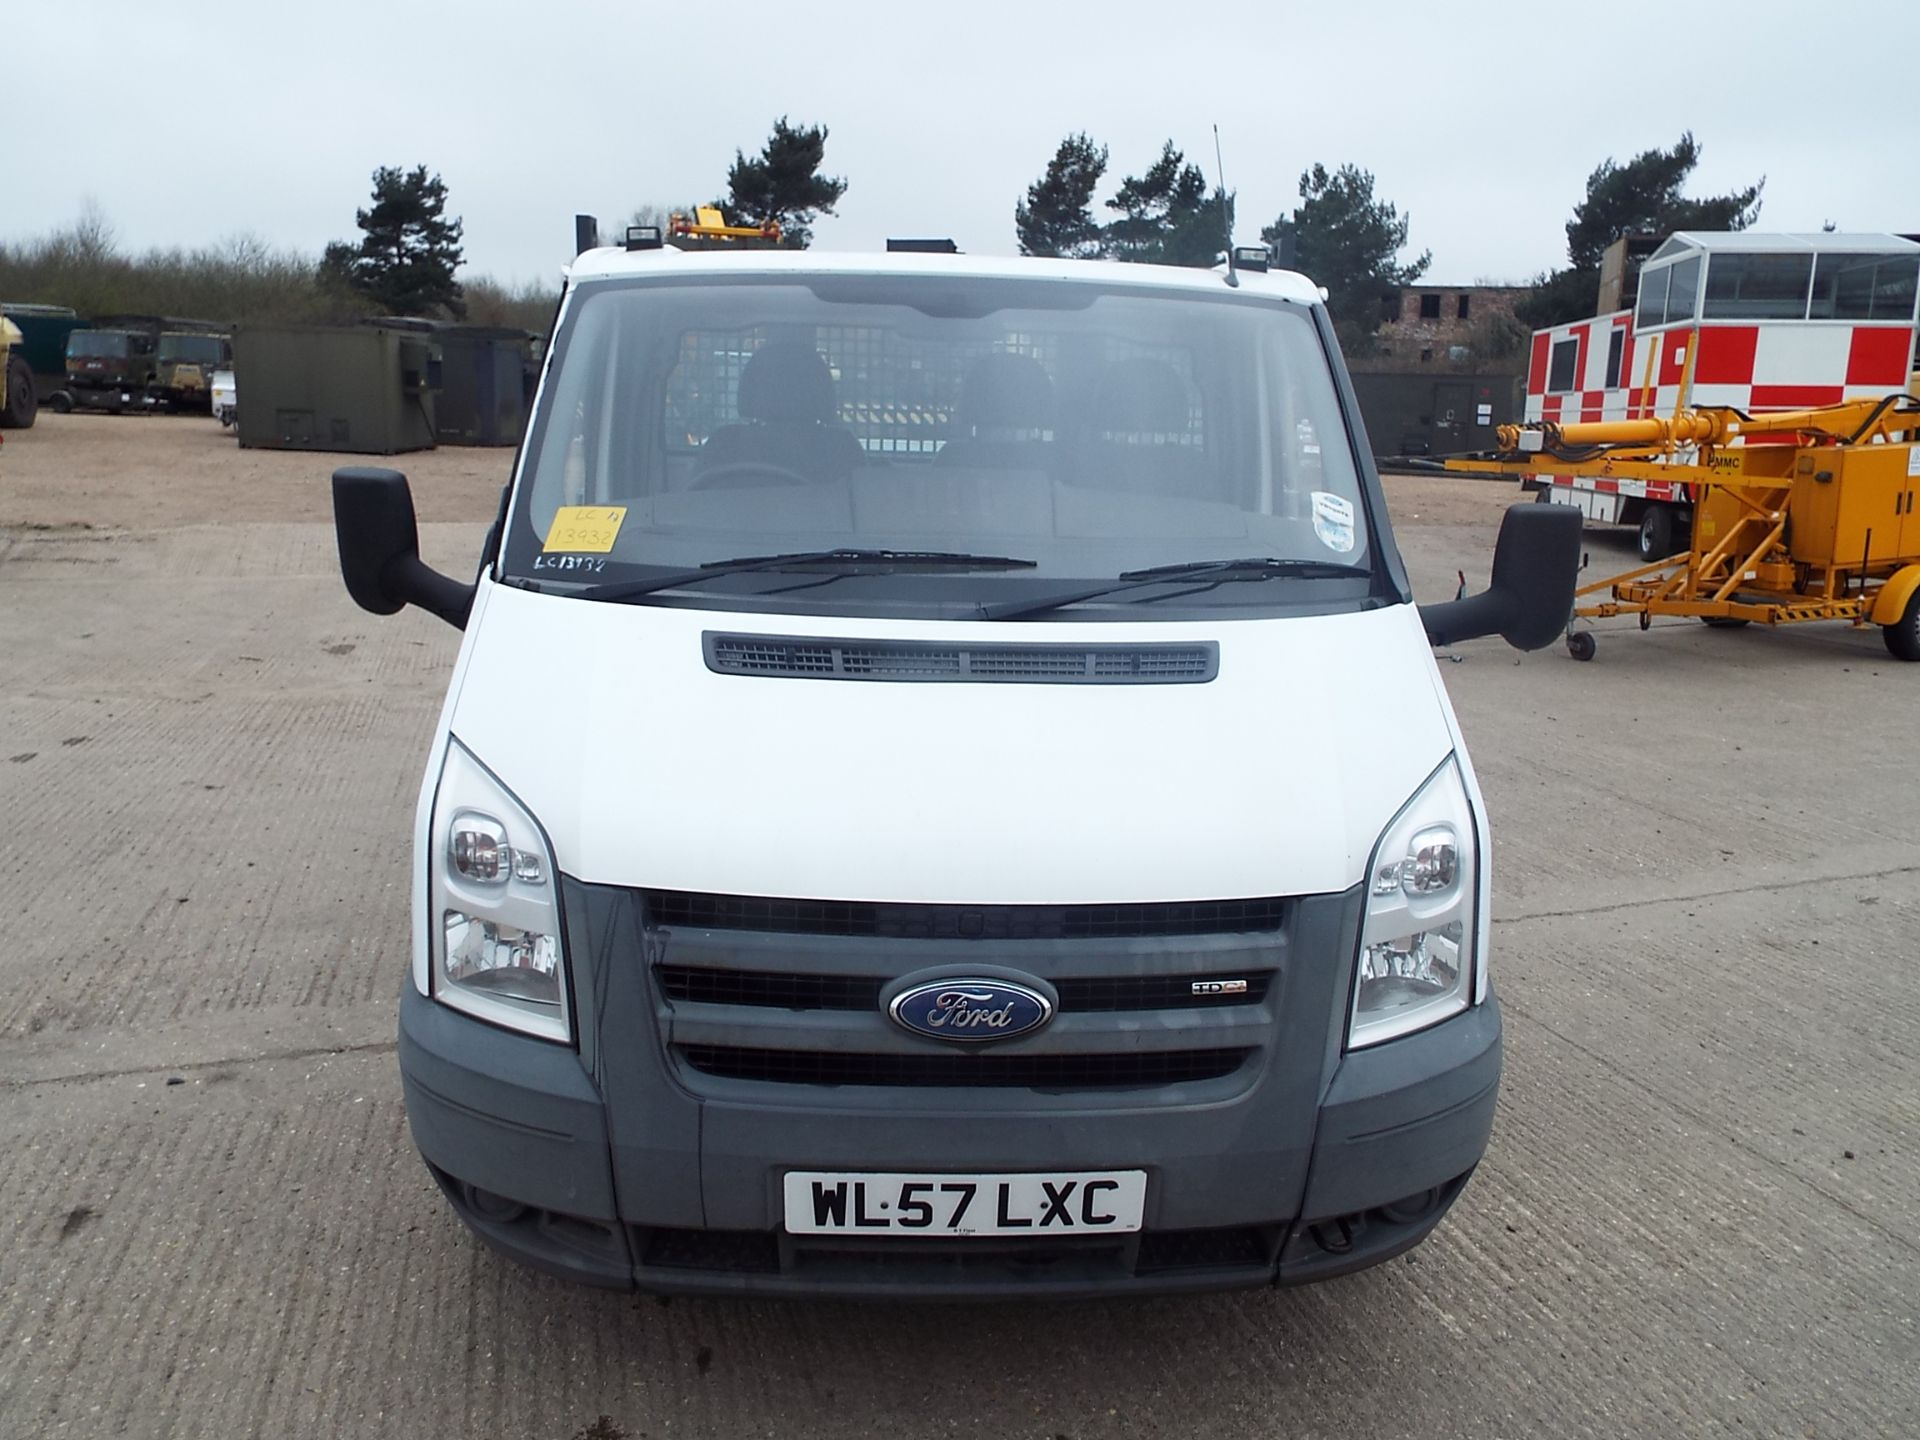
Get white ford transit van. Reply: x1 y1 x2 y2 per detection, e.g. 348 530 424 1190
333 238 1578 1296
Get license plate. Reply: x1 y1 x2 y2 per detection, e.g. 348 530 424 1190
783 1170 1146 1236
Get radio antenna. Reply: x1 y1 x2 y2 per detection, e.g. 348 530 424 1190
1213 124 1237 287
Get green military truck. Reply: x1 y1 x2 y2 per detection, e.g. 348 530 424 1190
154 330 233 411
66 326 161 412
65 315 231 413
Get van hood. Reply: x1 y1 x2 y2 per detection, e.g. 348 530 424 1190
447 583 1456 903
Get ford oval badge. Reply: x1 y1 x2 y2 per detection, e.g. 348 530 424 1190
888 978 1054 1044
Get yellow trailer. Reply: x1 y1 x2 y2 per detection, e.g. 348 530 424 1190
1445 393 1920 660
0 316 33 429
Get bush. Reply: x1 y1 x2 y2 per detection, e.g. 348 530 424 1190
460 275 561 334
0 209 558 334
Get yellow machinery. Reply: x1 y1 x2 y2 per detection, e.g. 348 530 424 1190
1445 393 1920 661
1 315 32 430
668 206 783 244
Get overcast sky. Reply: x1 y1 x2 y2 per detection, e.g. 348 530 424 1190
12 0 1917 289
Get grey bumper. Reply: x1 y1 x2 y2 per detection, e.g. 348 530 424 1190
399 986 628 1286
1282 997 1502 1284
397 978 1501 1296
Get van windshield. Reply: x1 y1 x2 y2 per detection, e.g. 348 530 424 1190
502 274 1378 617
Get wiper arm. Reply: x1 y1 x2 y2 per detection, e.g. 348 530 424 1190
563 548 1036 603
979 557 1370 621
1116 557 1370 583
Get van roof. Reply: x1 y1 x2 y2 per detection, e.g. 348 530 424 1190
563 246 1325 305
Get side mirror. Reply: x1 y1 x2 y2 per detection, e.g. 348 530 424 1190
1421 502 1581 651
332 467 475 630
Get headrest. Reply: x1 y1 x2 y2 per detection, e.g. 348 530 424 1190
959 352 1054 434
738 342 838 423
1094 357 1193 436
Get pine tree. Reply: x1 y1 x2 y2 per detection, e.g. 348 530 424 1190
1014 134 1110 258
1265 163 1429 354
320 165 465 318
1103 141 1229 268
1520 133 1763 327
722 118 848 249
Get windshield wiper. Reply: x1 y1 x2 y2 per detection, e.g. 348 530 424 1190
978 557 1371 621
561 548 1036 603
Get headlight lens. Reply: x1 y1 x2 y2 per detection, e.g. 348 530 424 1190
431 740 570 1042
1350 757 1478 1049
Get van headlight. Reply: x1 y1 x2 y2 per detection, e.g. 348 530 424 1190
429 739 571 1043
1350 757 1479 1049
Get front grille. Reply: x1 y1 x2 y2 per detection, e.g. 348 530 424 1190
705 633 1218 685
658 965 1273 1012
644 891 1287 940
676 1045 1253 1089
661 966 880 1010
642 889 1282 1101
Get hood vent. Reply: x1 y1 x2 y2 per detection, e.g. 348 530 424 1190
704 633 1218 684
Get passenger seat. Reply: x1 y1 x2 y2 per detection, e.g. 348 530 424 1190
1077 357 1211 498
934 353 1055 470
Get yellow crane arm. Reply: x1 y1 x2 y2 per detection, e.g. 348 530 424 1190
1493 395 1917 459
1495 411 1734 452
668 207 783 243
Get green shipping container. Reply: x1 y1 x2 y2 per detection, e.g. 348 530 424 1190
1 303 85 398
233 324 440 454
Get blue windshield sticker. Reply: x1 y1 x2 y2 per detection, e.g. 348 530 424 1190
1312 491 1356 553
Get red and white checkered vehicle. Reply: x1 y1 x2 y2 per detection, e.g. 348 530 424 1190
1524 232 1920 558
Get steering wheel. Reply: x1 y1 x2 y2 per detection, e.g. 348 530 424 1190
689 461 811 491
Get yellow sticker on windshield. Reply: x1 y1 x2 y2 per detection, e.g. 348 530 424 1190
544 506 627 554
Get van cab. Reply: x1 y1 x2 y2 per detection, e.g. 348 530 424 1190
333 239 1577 1297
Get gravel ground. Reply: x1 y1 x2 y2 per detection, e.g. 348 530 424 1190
0 411 517 530
2 414 1914 1440
0 412 1512 533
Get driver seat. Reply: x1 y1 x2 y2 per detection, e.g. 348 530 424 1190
693 343 865 485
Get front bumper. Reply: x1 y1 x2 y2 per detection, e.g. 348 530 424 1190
67 381 150 413
398 979 1501 1297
